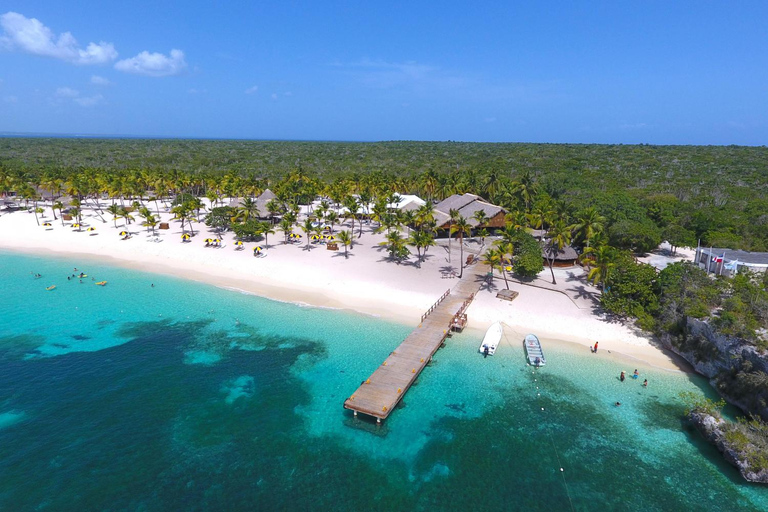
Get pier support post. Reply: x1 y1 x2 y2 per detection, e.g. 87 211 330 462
376 417 381 425
353 410 357 417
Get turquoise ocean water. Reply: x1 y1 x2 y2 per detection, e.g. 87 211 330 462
0 250 766 511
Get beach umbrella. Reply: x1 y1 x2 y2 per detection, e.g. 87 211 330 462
181 234 190 240
42 222 52 227
86 227 96 232
119 231 127 236
253 246 262 252
214 239 221 243
204 238 212 242
73 223 81 228
311 234 320 240
235 241 243 246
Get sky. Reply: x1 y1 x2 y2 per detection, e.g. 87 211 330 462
0 1 766 144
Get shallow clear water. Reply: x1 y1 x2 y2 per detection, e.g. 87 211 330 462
0 250 766 510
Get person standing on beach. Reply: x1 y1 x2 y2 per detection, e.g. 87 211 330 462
593 342 598 353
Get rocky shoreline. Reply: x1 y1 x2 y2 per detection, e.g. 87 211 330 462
688 411 768 484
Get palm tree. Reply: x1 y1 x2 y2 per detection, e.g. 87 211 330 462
493 240 514 290
482 247 503 287
53 201 64 224
408 230 435 267
341 195 361 237
545 220 572 285
107 204 121 228
447 208 460 263
257 221 274 247
338 230 353 258
583 244 616 292
234 197 259 223
120 207 135 228
50 200 62 221
142 214 158 235
451 216 472 278
279 217 293 243
399 209 417 235
325 210 338 233
382 230 408 263
301 218 315 249
511 170 538 212
571 207 606 250
171 204 190 234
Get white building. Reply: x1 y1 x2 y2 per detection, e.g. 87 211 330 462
695 247 768 276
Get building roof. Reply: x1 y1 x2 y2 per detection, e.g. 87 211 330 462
457 201 505 227
542 244 579 261
433 193 505 228
389 194 426 211
700 247 768 266
255 189 277 215
434 193 480 214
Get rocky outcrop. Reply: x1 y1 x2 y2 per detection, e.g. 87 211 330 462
660 317 768 420
689 411 768 484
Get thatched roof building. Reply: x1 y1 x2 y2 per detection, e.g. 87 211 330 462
433 193 506 229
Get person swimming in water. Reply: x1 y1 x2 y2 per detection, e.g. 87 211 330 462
633 369 639 379
620 371 626 382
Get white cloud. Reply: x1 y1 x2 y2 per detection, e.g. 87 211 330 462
55 87 79 98
114 49 187 77
0 12 117 65
74 94 104 107
244 85 258 94
91 75 112 86
270 93 277 100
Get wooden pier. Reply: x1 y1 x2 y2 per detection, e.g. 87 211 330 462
343 262 489 422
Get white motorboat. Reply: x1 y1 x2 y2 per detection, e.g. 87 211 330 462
479 322 503 356
524 334 545 366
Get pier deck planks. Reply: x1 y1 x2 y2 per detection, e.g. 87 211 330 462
343 263 489 421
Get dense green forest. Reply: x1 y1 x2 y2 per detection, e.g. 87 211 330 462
2 138 767 251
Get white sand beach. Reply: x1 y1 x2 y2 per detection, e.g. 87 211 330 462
0 201 693 371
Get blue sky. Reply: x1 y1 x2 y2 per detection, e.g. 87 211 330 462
0 1 766 144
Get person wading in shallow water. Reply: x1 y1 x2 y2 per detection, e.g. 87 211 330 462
620 371 626 382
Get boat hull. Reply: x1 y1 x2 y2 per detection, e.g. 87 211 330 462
479 322 503 356
524 334 545 366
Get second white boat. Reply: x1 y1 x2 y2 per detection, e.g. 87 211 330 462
479 322 503 356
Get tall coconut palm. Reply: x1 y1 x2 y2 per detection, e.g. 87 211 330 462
301 218 315 249
447 208 460 263
482 247 503 287
259 221 275 248
234 197 260 223
511 170 538 213
545 219 572 285
571 207 606 249
279 217 293 244
451 216 472 278
142 214 158 235
107 204 122 228
325 210 338 233
408 230 435 267
53 201 64 224
583 244 617 292
493 240 514 290
337 230 353 258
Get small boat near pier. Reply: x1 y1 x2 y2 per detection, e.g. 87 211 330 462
524 334 545 366
479 322 503 356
